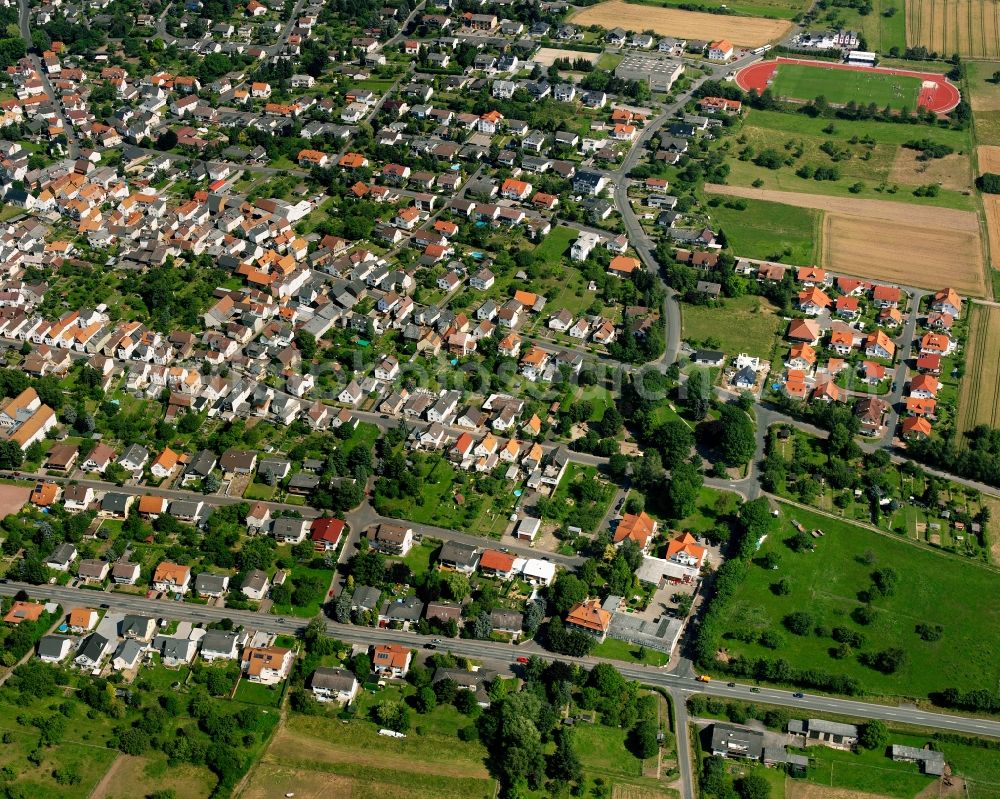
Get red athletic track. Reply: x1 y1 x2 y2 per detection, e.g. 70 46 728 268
734 57 961 113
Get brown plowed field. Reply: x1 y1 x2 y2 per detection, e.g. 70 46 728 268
705 184 986 294
568 0 791 45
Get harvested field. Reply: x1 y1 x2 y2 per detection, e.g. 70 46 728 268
533 47 601 67
889 150 971 191
956 304 1000 440
94 755 215 799
785 781 895 799
984 194 1000 269
0 483 31 517
906 0 1000 59
978 144 1000 173
703 185 987 294
240 763 358 799
822 214 985 295
568 0 791 45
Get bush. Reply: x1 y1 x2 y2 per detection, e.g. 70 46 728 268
977 173 1000 193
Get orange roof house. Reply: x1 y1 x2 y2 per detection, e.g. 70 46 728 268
905 397 936 417
138 495 167 515
30 482 60 506
608 255 640 276
798 286 831 312
513 289 538 308
68 607 98 631
902 416 932 440
788 342 816 367
4 601 43 624
666 531 707 567
479 548 517 576
614 511 657 550
565 598 611 639
372 643 411 676
786 318 820 343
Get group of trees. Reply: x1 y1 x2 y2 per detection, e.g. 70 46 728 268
477 658 660 797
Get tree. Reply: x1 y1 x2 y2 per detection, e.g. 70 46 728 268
627 719 659 759
858 719 889 750
0 440 22 470
666 461 702 519
414 686 437 713
351 653 371 681
718 404 756 466
548 728 584 784
783 611 813 636
547 573 588 615
736 773 771 799
155 130 178 150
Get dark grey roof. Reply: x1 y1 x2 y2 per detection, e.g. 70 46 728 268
195 573 229 594
351 584 382 610
382 595 424 622
77 633 110 664
309 666 357 692
185 449 217 477
37 635 73 659
200 629 238 655
438 541 479 568
101 492 132 514
122 615 153 637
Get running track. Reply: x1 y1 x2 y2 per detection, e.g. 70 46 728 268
735 57 961 113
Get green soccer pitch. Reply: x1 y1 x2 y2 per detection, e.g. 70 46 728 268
769 63 923 108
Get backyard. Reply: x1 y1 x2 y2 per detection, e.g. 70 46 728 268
682 294 784 360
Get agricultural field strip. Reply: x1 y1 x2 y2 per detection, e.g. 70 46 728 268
956 304 1000 435
703 184 981 229
568 0 791 45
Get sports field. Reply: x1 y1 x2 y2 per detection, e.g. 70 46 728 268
956 304 1000 438
906 0 1000 59
770 63 922 108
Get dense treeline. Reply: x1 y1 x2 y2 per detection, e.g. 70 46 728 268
907 426 1000 490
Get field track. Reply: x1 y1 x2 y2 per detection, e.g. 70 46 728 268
735 57 961 112
568 0 791 45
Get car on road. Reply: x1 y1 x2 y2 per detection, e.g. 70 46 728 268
793 692 804 698
727 682 736 687
424 643 436 650
750 687 761 693
516 656 529 664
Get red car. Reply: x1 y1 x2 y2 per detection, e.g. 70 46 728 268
516 656 529 664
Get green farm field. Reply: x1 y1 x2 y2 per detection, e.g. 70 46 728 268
707 195 821 264
713 501 1000 698
721 109 975 207
770 63 922 108
821 0 907 52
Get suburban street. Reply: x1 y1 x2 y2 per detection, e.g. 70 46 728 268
6 579 1000 743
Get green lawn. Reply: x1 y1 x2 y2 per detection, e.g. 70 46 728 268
707 195 820 264
721 108 975 208
593 636 670 666
682 294 784 360
234 679 286 708
713 501 1000 698
270 564 334 618
798 733 934 797
771 63 921 108
532 225 577 266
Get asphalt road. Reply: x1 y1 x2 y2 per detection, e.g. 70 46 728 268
6 580 1000 740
